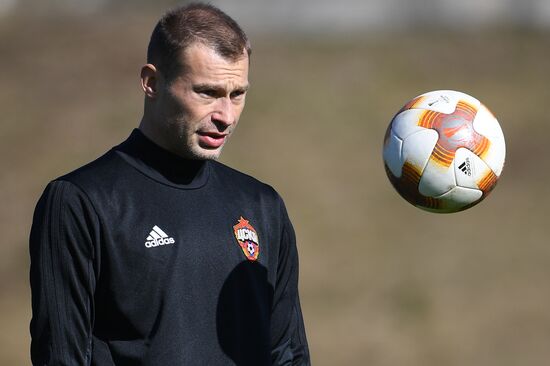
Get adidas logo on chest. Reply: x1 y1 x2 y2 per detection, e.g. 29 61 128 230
145 225 175 248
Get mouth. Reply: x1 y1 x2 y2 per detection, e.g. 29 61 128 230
197 131 228 149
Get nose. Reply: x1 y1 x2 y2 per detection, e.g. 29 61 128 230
212 97 235 128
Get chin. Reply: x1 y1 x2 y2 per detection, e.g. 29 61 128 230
190 147 223 161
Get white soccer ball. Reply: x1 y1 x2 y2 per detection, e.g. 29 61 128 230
247 242 255 255
383 90 506 213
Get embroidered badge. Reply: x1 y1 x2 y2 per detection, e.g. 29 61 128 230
233 216 260 261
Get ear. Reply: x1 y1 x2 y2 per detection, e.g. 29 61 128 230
141 64 159 98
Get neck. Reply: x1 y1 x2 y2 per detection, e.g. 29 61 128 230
116 129 209 187
138 113 177 157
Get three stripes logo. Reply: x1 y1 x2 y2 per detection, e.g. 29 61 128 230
458 158 472 177
145 225 175 248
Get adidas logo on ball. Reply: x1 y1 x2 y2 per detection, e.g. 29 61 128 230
458 158 472 176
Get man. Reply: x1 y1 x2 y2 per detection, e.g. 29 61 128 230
29 3 310 365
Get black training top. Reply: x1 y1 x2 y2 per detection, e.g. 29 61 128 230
29 129 310 365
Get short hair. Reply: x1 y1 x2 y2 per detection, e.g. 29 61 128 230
147 3 251 80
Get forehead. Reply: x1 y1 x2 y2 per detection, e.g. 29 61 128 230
179 43 249 85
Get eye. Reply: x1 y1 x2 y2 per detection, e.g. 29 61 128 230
197 89 218 98
230 89 247 101
193 85 220 98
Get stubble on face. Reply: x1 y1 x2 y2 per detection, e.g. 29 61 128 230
160 43 250 160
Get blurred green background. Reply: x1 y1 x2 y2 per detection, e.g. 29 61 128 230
1 1 550 365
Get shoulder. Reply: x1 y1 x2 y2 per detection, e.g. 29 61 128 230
57 148 118 184
52 148 134 196
36 148 119 212
209 160 282 201
32 179 100 240
209 160 291 221
35 148 129 216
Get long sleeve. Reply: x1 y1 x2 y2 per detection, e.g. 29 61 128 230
270 202 310 366
29 180 99 365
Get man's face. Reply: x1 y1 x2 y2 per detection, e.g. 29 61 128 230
155 43 249 160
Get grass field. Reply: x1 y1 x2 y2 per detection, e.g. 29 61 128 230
1 13 549 365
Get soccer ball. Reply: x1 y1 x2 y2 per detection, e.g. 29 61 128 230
383 90 505 213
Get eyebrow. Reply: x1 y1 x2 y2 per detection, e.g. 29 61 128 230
193 83 250 93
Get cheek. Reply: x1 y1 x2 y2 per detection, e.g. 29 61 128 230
173 95 212 121
234 102 246 120
163 86 192 116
